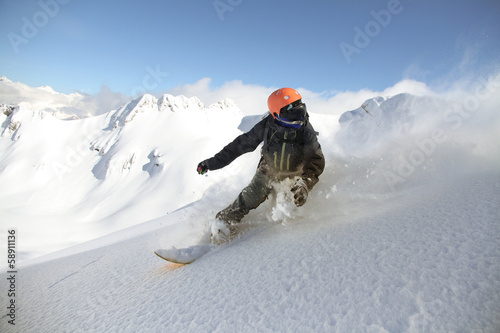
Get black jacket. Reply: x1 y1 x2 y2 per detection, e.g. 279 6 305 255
206 114 325 190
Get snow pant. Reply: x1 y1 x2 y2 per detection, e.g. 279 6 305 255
216 169 273 224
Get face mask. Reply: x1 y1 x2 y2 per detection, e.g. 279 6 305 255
275 116 304 128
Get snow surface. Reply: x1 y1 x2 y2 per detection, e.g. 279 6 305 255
1 75 500 332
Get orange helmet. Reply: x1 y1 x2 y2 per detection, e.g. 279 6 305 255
267 87 302 118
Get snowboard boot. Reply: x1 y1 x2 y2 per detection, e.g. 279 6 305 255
210 218 237 245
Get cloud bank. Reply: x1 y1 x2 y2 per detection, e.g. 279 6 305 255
1 71 499 121
164 77 435 117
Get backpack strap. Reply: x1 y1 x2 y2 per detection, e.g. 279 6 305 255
263 124 270 147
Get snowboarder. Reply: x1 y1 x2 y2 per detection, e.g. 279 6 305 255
197 88 325 244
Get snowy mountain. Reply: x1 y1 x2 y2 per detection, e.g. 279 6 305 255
0 92 244 259
0 76 499 332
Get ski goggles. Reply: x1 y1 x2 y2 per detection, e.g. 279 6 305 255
280 100 307 121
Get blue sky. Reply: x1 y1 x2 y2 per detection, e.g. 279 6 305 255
1 0 499 97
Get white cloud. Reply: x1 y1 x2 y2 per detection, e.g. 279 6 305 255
165 78 271 115
4 72 498 122
165 78 434 117
78 85 130 116
0 77 129 119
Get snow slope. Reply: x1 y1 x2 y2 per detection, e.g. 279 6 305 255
1 75 500 332
1 172 500 332
2 167 499 332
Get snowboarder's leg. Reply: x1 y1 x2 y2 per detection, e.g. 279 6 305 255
217 170 272 223
212 170 272 243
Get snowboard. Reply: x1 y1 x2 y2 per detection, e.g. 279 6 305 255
154 218 274 264
154 218 237 264
154 244 212 264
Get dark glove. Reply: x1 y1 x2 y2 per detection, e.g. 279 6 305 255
291 179 309 207
197 160 209 175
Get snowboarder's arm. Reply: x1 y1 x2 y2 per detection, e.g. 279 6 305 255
204 118 267 171
301 128 325 190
